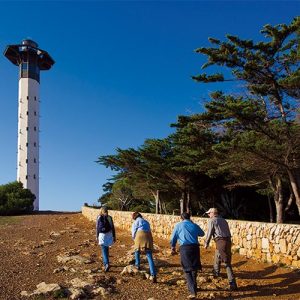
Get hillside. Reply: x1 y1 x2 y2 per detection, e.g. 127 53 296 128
0 212 299 299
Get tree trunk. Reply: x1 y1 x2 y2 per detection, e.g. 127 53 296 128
180 198 184 215
186 191 191 214
275 177 284 223
269 176 284 223
180 191 188 214
152 190 160 214
267 195 274 223
286 169 300 215
284 192 294 213
159 197 163 214
161 202 167 214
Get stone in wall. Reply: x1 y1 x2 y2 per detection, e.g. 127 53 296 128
251 238 256 249
279 239 287 254
253 248 262 260
261 238 269 251
292 260 300 268
274 244 280 254
297 247 300 258
239 248 246 256
257 238 262 250
272 254 280 264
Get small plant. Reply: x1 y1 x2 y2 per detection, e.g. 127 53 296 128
277 262 286 268
53 289 68 298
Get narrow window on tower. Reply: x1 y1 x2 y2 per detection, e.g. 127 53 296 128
26 142 28 147
26 111 29 115
34 158 36 163
26 159 28 164
34 126 36 131
33 174 36 179
34 111 37 116
34 142 36 147
26 127 28 131
26 175 28 179
27 96 29 100
34 96 37 101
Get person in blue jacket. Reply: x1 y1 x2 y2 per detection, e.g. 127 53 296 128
170 212 205 299
132 212 157 283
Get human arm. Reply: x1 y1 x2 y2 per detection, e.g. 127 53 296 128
108 216 116 242
96 216 100 240
132 220 138 240
205 219 215 248
170 225 179 253
196 224 205 237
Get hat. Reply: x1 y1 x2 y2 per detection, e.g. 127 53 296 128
206 208 218 214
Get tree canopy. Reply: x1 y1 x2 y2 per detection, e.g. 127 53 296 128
0 181 35 215
97 17 300 223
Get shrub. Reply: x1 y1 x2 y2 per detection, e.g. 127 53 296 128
0 181 34 215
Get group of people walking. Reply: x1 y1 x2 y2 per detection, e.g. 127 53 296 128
96 206 237 299
96 207 157 281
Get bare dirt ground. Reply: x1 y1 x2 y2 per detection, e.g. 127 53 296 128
0 212 300 300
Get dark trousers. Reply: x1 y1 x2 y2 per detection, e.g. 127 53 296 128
214 238 234 282
185 270 197 295
180 244 201 296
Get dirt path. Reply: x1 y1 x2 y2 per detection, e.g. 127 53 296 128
0 212 299 300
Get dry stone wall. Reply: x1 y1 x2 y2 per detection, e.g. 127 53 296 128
82 206 300 268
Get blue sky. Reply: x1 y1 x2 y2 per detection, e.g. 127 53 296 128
0 1 298 211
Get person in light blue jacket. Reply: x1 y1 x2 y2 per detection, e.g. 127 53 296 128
132 212 157 283
170 212 204 299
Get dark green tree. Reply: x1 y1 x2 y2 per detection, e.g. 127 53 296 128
97 139 177 214
0 181 35 215
193 17 300 222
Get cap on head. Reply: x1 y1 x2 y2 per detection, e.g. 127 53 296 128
206 208 218 215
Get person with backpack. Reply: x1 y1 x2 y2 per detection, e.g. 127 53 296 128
132 212 157 283
96 207 116 272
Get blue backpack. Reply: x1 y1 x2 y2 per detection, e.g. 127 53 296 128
97 215 111 234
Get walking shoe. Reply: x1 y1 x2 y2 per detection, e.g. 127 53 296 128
104 264 110 272
149 275 157 283
187 294 196 299
229 280 238 291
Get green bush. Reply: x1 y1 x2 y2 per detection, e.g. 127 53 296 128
0 181 34 215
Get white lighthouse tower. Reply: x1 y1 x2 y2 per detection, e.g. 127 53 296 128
4 39 54 210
